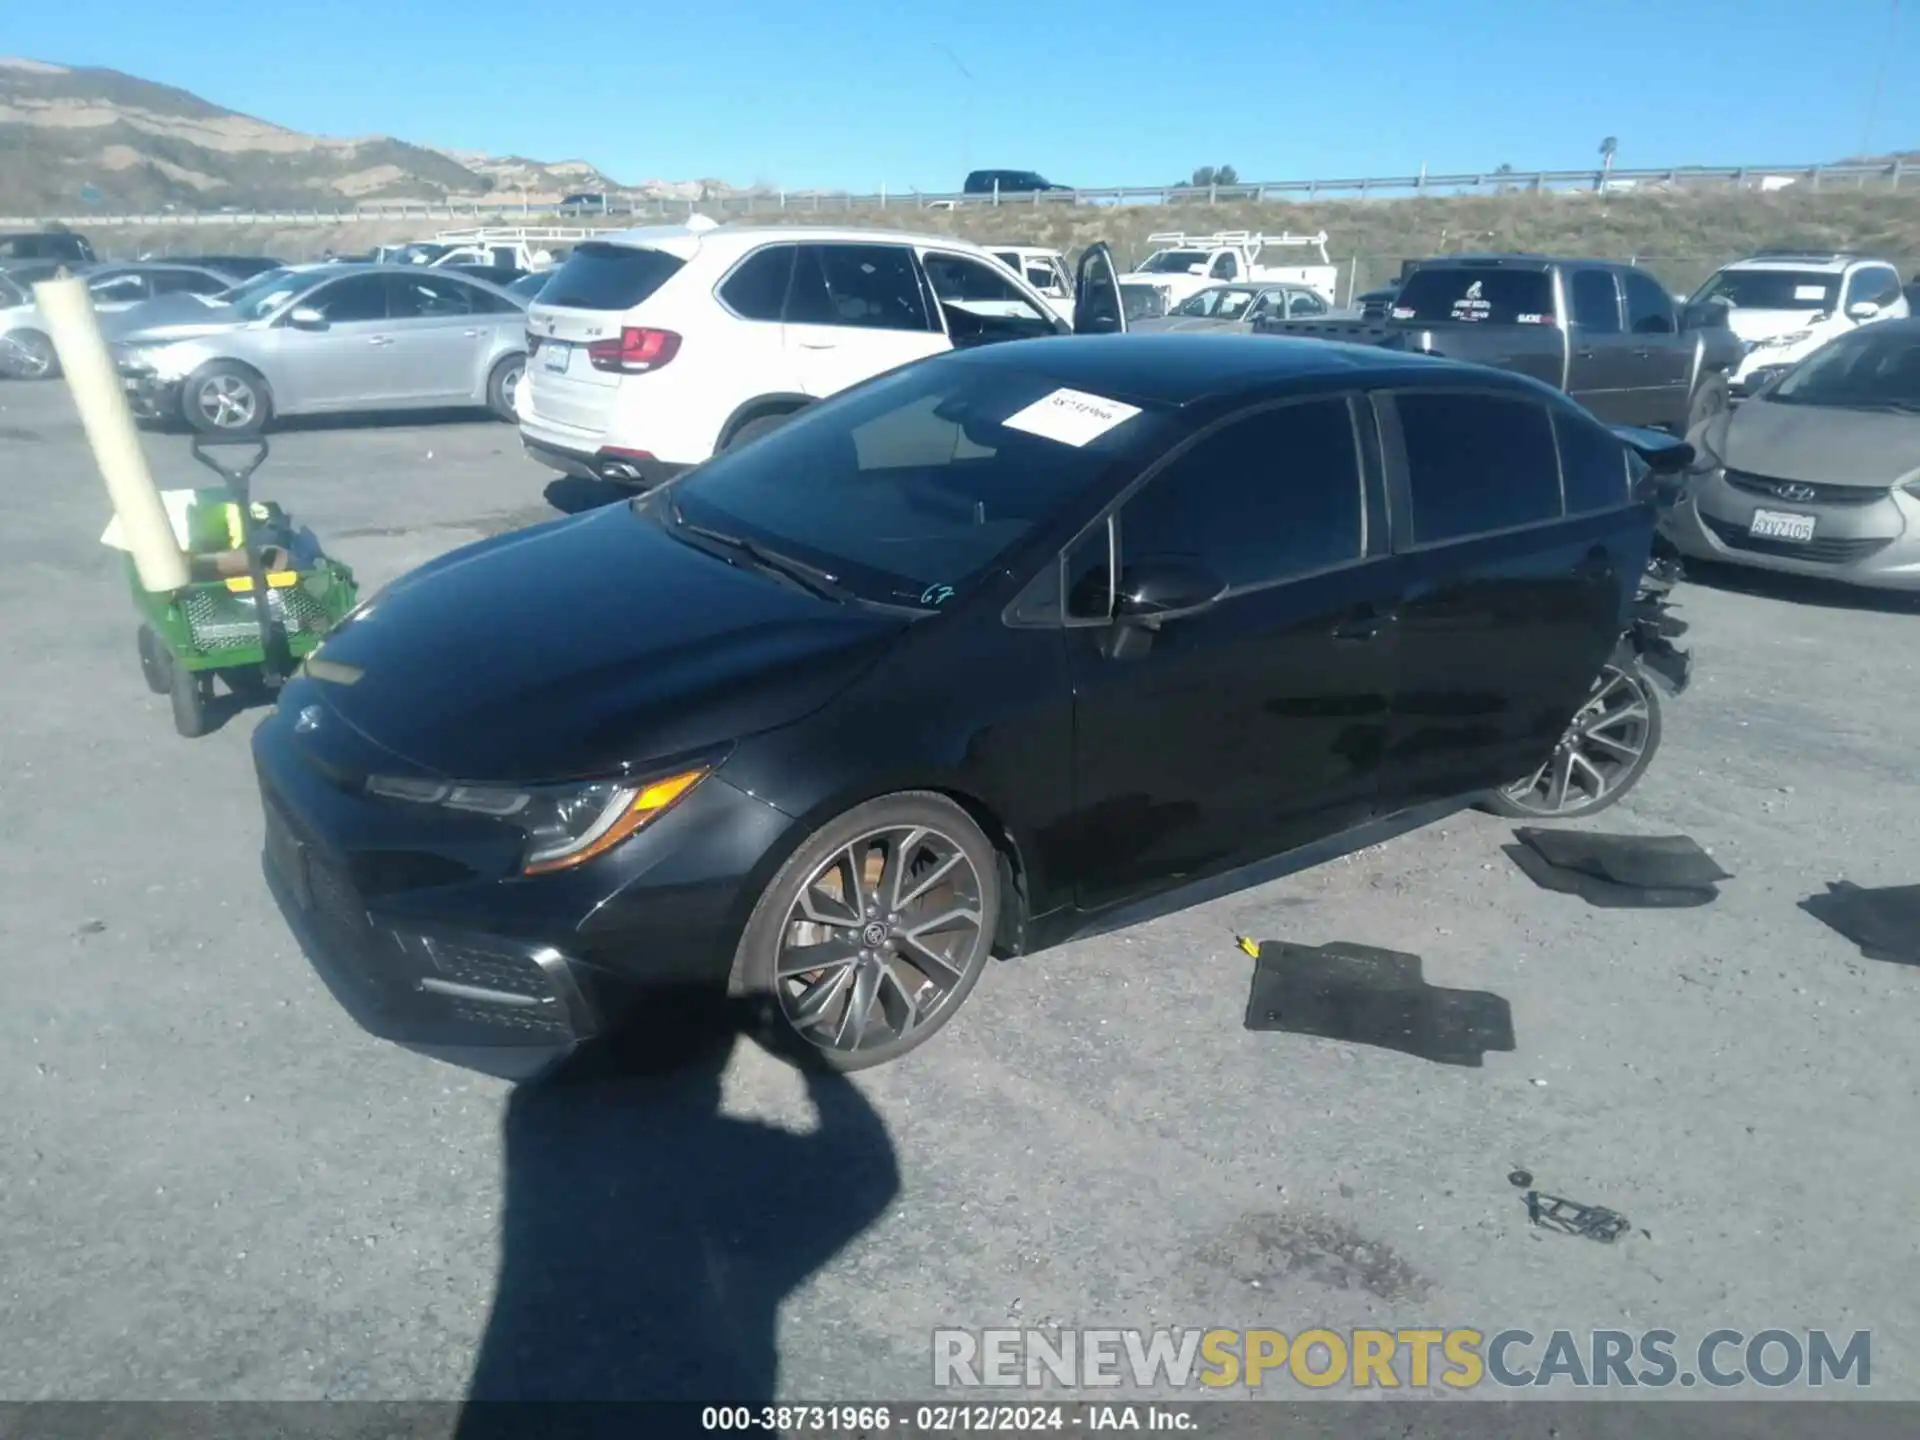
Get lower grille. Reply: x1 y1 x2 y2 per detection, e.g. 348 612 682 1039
1702 514 1893 565
420 936 556 1001
1724 470 1888 507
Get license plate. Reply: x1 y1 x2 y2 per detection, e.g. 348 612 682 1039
542 341 570 374
1749 508 1816 542
263 803 311 910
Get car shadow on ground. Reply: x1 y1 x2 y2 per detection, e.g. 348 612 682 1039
138 407 507 437
1680 557 1920 615
454 994 901 1429
543 476 634 515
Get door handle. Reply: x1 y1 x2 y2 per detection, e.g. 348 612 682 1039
798 341 837 350
1575 348 1597 360
366 335 394 346
1332 604 1392 641
462 328 485 337
1632 347 1653 359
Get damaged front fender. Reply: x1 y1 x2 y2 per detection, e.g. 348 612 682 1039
1628 548 1692 696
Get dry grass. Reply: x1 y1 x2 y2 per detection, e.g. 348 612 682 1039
106 188 1920 297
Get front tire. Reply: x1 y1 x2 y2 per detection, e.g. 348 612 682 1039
1481 658 1662 820
486 353 524 422
170 664 210 738
137 624 172 695
182 361 271 437
3 328 58 380
730 792 1001 1071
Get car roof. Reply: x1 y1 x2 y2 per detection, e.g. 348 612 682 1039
944 333 1530 408
1719 255 1887 274
582 223 997 260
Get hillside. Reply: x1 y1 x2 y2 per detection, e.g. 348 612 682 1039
0 57 648 210
96 188 1920 297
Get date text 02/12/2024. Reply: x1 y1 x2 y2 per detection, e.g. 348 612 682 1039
700 1404 1194 1432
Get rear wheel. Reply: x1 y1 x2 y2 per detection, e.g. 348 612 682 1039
730 792 1000 1071
1482 659 1662 820
183 361 271 437
137 624 172 695
3 329 58 380
486 353 524 422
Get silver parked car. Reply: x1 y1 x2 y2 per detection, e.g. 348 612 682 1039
2 261 243 379
1666 318 1920 590
1130 281 1330 333
113 263 529 435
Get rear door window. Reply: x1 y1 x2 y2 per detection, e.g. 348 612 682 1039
1116 397 1365 590
88 272 149 303
1569 270 1621 332
1623 269 1677 334
786 244 932 331
1393 268 1556 325
1394 390 1564 544
306 274 390 323
389 273 476 318
539 242 686 310
151 268 228 296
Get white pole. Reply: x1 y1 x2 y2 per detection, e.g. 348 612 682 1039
34 277 188 593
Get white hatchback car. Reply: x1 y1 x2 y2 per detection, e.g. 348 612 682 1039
517 221 1083 487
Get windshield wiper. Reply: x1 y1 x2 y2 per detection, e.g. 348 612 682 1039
666 501 856 604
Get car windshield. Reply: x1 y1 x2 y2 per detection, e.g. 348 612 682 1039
1173 286 1259 318
1692 269 1839 311
217 267 317 318
1767 326 1920 410
1140 250 1211 275
647 357 1168 608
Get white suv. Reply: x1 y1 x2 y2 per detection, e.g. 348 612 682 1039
1690 251 1909 397
518 220 1077 486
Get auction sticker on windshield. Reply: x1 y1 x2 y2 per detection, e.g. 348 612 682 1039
1002 388 1142 447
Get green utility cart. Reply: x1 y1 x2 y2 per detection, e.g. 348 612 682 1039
130 437 359 738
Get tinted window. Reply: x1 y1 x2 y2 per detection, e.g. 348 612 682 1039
1844 266 1902 310
1554 410 1629 515
1623 270 1676 334
465 283 521 314
306 274 389 323
1288 290 1327 317
1209 252 1237 280
1119 398 1364 590
150 269 227 296
720 244 796 321
785 244 931 331
662 357 1167 606
1396 391 1563 543
1393 268 1555 324
921 251 1055 342
1570 270 1621 332
538 242 685 311
390 273 476 318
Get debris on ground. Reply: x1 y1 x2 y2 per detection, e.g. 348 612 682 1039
1523 1189 1633 1244
1243 940 1515 1067
1505 827 1731 908
1800 881 1920 967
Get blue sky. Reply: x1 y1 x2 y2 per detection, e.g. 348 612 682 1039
9 0 1916 192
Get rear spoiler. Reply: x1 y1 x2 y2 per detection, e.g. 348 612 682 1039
1612 425 1697 506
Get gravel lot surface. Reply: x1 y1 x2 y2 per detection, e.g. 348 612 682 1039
0 377 1914 1418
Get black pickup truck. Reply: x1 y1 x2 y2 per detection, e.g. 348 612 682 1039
1257 254 1744 435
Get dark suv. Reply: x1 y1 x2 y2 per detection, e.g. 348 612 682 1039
963 170 1072 196
0 231 96 266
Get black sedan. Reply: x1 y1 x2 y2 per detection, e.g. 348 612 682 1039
255 335 1676 1075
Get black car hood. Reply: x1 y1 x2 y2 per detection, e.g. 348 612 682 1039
307 505 909 782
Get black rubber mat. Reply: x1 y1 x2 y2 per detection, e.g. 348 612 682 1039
1507 827 1731 908
1801 881 1920 966
1242 940 1515 1067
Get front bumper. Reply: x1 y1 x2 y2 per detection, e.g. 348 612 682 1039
117 365 180 421
253 689 793 1073
1661 474 1920 591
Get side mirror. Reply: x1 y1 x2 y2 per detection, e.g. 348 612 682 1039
1847 300 1881 320
1114 555 1228 628
287 306 327 331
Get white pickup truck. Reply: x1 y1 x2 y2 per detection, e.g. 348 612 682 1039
373 227 600 273
1119 230 1338 313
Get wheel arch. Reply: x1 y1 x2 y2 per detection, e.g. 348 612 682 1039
186 354 275 403
717 392 811 449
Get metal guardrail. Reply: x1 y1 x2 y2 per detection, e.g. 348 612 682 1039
2 160 1910 229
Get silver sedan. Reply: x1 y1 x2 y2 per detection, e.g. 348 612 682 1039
111 263 529 435
2 261 242 379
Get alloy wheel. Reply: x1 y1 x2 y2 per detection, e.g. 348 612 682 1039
4 332 54 379
775 825 987 1058
1500 664 1654 816
195 373 258 430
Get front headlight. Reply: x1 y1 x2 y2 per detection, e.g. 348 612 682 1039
365 765 710 875
1756 329 1814 350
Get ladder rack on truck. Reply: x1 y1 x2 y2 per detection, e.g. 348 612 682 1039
1145 230 1333 265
